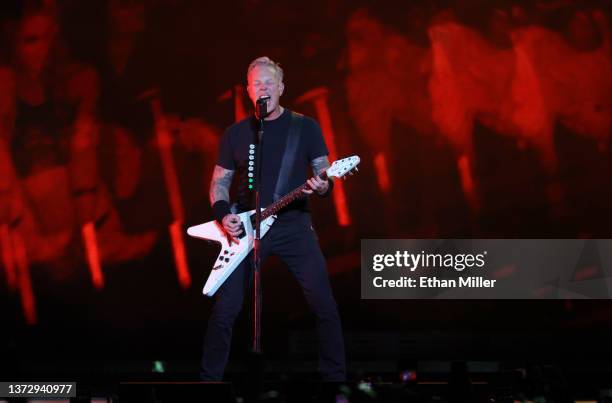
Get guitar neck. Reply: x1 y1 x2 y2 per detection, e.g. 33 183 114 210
261 172 329 220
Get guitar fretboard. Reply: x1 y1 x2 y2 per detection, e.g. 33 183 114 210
261 172 329 220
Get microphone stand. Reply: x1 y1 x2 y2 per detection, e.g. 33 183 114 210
252 97 268 355
252 113 264 354
248 100 266 401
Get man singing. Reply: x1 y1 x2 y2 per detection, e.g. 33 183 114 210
201 56 346 381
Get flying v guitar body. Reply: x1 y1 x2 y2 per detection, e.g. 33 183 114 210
186 210 275 296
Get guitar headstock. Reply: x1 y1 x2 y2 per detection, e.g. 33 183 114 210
326 155 361 180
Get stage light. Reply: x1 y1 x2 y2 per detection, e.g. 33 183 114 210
357 380 376 398
400 369 417 383
152 360 165 373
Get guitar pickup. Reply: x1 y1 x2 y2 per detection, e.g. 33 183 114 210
238 222 247 239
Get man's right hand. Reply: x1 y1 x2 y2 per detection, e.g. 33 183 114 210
222 214 243 237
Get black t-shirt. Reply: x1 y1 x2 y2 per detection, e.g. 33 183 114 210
217 108 328 218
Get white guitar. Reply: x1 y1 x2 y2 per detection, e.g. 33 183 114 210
187 155 360 296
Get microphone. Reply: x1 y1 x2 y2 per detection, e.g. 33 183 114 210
256 95 270 119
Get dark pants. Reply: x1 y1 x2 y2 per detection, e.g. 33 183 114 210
200 213 346 381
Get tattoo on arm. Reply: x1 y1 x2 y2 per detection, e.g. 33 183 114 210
311 156 331 177
209 165 234 205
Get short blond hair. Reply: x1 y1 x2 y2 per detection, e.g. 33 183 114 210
247 56 284 82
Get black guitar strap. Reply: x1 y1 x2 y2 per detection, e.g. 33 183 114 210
273 111 304 201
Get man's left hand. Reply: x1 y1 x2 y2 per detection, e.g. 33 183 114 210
303 176 329 196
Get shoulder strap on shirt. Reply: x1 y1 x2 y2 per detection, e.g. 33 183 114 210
273 111 304 201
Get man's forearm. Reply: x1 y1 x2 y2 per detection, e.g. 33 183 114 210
209 165 234 205
311 155 333 196
209 165 234 223
311 156 330 177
